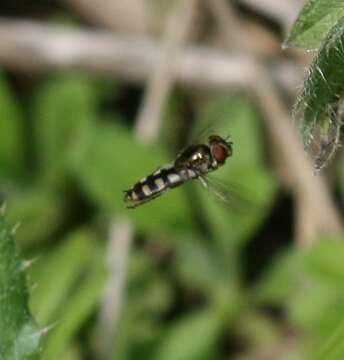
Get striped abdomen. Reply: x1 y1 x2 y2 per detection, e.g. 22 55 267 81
124 165 196 208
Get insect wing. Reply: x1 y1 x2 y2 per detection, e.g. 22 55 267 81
198 175 264 215
191 115 232 144
192 123 218 143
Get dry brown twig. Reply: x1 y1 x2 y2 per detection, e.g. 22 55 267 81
0 18 301 94
98 218 134 358
255 74 343 244
61 0 149 34
134 0 198 143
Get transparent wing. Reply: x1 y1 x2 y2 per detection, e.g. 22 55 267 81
191 116 231 144
197 174 264 215
192 123 218 142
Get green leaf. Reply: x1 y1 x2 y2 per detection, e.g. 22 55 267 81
114 310 161 360
315 317 344 360
253 248 302 305
6 188 63 248
29 229 98 325
31 73 97 187
0 213 41 359
278 238 344 359
255 237 344 360
196 167 274 251
288 278 344 360
0 72 25 179
285 0 344 49
112 248 174 358
129 275 173 317
256 238 344 328
173 237 242 319
60 345 82 360
116 249 173 351
303 238 344 286
71 122 194 235
153 310 222 360
289 281 342 335
43 265 105 360
295 17 344 148
174 239 227 290
235 311 281 349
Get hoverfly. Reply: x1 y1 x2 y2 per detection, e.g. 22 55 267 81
123 135 233 208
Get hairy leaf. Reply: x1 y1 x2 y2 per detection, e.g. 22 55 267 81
286 0 344 49
294 17 344 153
0 213 41 359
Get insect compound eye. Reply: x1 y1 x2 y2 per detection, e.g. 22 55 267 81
211 143 228 164
208 135 232 164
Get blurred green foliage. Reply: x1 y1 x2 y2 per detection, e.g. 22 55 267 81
256 238 344 360
1 62 344 360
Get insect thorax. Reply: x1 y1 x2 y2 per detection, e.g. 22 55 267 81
174 144 215 176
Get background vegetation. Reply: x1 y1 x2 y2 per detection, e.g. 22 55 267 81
1 0 344 359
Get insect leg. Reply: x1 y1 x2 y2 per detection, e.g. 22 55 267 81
198 175 208 188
